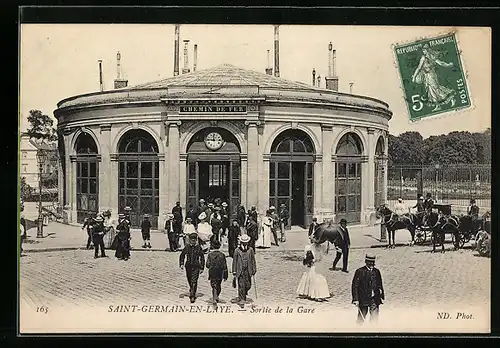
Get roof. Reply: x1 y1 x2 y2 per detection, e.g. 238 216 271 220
128 64 318 90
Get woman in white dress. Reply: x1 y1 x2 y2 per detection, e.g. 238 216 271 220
296 243 331 302
256 210 272 248
197 212 213 253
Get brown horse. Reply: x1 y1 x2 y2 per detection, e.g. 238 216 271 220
376 205 417 248
310 221 342 246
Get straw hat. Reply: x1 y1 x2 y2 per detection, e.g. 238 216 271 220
221 202 228 207
238 234 251 243
198 212 207 220
365 254 376 263
95 216 104 222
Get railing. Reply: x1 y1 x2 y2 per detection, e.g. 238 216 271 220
387 164 491 209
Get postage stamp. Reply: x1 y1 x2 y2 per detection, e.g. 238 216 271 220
394 32 472 121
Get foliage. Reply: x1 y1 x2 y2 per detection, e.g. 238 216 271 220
25 110 58 141
389 129 490 165
20 177 34 200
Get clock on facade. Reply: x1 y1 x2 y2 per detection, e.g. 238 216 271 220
205 131 224 151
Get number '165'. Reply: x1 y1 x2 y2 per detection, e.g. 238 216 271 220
411 95 423 112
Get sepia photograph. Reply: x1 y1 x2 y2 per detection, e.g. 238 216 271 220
18 21 491 333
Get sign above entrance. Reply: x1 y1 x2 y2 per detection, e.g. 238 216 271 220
179 105 247 113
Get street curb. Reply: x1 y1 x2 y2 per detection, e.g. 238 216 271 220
22 244 381 253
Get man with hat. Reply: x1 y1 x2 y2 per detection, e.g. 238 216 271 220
278 203 290 242
179 232 205 303
308 217 319 238
352 254 385 324
82 211 96 250
231 234 257 305
172 201 183 238
115 213 131 261
248 206 258 224
123 206 132 227
269 206 281 242
237 204 247 228
220 202 230 239
330 218 351 273
423 193 434 214
210 206 223 244
206 239 229 305
92 215 107 258
467 199 480 233
164 214 178 251
141 214 152 249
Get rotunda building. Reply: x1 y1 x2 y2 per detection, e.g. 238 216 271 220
55 64 392 229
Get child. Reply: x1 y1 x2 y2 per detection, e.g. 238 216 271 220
206 239 228 304
179 233 205 303
297 244 330 302
141 214 152 249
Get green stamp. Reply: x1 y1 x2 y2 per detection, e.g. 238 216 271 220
394 33 471 121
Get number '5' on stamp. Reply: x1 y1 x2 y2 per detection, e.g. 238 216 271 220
393 32 472 122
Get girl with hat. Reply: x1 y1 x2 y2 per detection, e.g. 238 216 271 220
231 234 257 305
141 214 152 249
297 242 331 302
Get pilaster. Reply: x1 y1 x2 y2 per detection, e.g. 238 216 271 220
99 124 111 212
245 121 259 209
166 121 181 210
321 125 334 221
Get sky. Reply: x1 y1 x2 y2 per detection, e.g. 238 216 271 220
20 24 491 138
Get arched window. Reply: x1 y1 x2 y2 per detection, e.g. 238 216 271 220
74 132 99 223
271 129 314 154
375 136 384 157
335 132 363 223
118 129 159 154
336 133 363 156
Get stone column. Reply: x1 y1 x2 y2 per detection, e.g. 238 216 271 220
62 131 74 223
321 125 334 222
57 155 63 208
69 159 77 222
99 124 111 212
240 154 248 208
167 121 181 210
366 128 376 224
245 121 259 209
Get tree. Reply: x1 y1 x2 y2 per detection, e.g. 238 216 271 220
20 176 34 201
425 131 477 164
472 129 491 164
25 109 57 141
388 131 424 165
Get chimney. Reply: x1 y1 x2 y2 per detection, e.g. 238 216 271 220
349 82 354 94
317 75 321 88
98 60 103 92
274 25 280 77
325 42 339 91
265 49 273 75
114 51 128 89
182 40 190 74
312 68 316 86
173 25 180 76
193 44 198 72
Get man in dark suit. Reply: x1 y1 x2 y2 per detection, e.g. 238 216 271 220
329 218 350 273
308 217 319 238
352 254 385 324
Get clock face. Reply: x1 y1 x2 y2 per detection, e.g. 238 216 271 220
205 132 224 150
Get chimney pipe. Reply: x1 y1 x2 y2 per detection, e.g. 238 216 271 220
274 25 280 77
312 68 316 86
349 82 354 94
116 51 121 79
114 51 129 89
98 60 103 92
328 42 333 76
182 40 190 74
193 44 198 72
317 75 321 88
265 49 273 75
173 25 180 76
332 49 337 77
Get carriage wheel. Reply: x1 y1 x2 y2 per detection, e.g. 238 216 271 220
478 239 490 257
452 233 465 249
414 228 426 244
462 233 471 244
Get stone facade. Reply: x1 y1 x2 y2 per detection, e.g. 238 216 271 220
55 64 391 229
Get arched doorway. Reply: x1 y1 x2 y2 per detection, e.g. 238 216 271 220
117 129 160 228
269 129 315 228
374 136 386 208
335 132 363 223
186 127 241 219
75 132 99 223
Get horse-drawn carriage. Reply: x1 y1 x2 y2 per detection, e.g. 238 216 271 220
414 204 452 245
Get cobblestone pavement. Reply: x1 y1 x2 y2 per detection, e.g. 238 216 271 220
20 243 490 315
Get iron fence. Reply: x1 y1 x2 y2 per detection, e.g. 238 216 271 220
387 164 491 209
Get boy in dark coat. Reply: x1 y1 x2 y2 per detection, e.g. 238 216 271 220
179 233 205 303
141 214 152 249
206 239 229 304
115 213 131 261
227 219 241 258
352 254 385 324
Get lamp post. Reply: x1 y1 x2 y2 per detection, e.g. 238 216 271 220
434 163 440 202
37 149 47 238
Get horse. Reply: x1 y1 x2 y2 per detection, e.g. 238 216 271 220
376 205 417 248
427 212 463 253
310 221 342 247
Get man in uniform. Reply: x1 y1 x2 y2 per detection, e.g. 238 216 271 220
231 234 257 306
352 254 385 324
278 203 290 242
92 215 107 258
412 196 425 227
179 233 205 303
330 218 351 273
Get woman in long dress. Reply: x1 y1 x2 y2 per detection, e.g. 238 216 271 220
256 210 272 248
411 44 456 111
197 212 213 253
296 243 331 302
